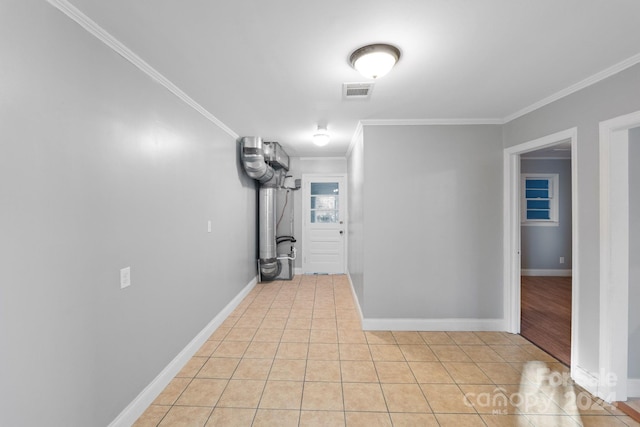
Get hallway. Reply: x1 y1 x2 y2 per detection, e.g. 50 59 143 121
134 275 635 426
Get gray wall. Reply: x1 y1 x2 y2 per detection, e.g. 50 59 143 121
352 125 503 319
347 132 365 305
629 127 640 379
503 63 640 375
0 2 256 426
520 159 572 270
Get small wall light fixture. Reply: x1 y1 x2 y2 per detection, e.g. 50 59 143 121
349 43 401 79
313 126 330 147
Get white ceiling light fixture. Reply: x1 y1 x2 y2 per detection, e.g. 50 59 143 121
313 126 330 147
349 43 401 79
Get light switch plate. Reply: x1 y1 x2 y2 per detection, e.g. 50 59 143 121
120 266 131 289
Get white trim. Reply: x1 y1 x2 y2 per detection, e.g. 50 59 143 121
504 52 640 123
570 131 581 398
351 53 640 131
503 148 521 334
628 379 640 398
46 0 239 140
521 269 572 277
108 276 258 427
360 118 503 126
503 127 581 384
521 156 572 160
346 121 363 158
598 110 640 402
346 271 364 325
362 318 505 332
520 173 560 225
573 365 600 397
47 0 640 155
299 157 347 161
505 129 576 155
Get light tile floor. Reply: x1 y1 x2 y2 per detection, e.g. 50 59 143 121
134 274 640 427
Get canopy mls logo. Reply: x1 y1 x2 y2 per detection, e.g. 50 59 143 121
462 361 618 415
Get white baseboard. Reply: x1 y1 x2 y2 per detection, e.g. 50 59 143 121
628 378 640 397
572 365 599 397
521 269 572 277
294 267 303 275
346 271 364 325
571 368 640 401
108 276 258 427
361 318 505 331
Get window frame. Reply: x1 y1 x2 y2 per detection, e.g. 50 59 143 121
520 173 559 227
309 182 340 224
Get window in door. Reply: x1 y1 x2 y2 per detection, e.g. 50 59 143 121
310 182 340 224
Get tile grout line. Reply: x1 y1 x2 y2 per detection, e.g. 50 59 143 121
331 277 350 427
137 275 627 427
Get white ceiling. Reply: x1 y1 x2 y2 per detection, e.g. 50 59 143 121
65 0 640 157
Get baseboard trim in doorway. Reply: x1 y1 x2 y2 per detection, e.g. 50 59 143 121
521 269 572 277
108 275 258 427
628 378 640 397
616 401 640 423
572 365 599 397
361 318 505 331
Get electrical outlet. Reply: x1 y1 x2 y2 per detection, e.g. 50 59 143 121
120 267 131 289
559 257 565 264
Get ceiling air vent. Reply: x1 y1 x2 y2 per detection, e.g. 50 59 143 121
343 82 374 100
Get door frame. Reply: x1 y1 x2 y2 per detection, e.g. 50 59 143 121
598 110 640 401
301 173 348 274
503 127 579 373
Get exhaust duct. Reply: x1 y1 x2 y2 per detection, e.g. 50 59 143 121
240 136 292 281
240 136 275 184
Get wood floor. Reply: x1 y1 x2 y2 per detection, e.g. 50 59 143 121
618 398 640 423
520 276 572 366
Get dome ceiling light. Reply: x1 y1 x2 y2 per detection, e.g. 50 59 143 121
349 43 401 79
313 126 330 147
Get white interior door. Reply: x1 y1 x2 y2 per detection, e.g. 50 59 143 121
302 174 346 274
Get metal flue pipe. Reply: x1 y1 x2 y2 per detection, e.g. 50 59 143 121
240 136 280 280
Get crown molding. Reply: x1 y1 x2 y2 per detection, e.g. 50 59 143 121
46 0 239 140
299 156 347 161
359 53 640 127
346 121 363 157
44 1 640 146
503 52 640 124
345 118 502 156
359 118 503 126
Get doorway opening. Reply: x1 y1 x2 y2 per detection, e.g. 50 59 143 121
519 143 573 365
503 128 579 373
